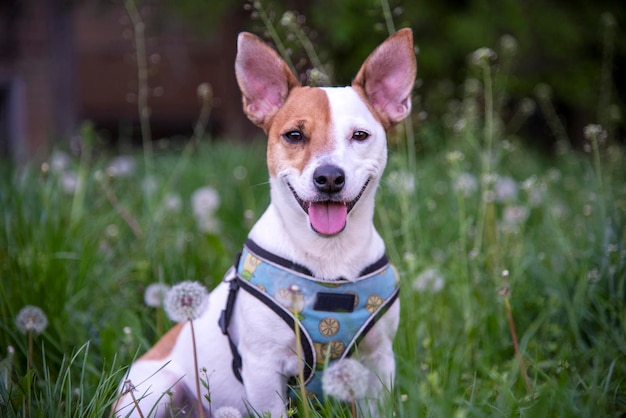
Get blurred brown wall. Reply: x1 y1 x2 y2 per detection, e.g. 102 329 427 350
0 0 254 163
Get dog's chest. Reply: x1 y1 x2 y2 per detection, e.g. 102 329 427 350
228 242 400 398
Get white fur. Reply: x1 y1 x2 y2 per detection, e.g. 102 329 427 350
117 30 415 418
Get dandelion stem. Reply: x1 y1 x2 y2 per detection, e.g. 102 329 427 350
100 177 144 240
125 380 146 418
188 319 206 418
380 0 396 35
251 1 297 76
598 13 615 135
125 0 153 177
503 295 532 392
27 330 33 376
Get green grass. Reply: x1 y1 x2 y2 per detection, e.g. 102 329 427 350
0 121 624 416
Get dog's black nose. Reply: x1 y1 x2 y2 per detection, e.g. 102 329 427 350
313 164 345 194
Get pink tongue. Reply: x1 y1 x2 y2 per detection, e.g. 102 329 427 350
308 202 348 235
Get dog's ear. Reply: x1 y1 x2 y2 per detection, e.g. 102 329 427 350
235 32 300 129
352 28 417 129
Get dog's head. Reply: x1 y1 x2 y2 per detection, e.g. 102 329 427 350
235 30 416 237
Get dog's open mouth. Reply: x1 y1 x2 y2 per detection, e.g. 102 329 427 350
288 179 370 236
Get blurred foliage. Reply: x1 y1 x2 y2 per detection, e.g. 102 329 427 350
164 0 625 147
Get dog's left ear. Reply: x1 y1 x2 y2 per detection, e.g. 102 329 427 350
352 28 417 129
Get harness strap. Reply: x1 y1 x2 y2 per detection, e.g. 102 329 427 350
346 286 399 358
219 254 244 383
236 276 316 384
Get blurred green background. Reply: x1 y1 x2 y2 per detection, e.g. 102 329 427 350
170 0 625 150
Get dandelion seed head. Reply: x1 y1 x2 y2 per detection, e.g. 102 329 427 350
499 34 518 54
233 166 247 181
322 358 370 402
16 305 48 335
520 98 536 116
215 406 243 418
164 281 209 322
494 176 518 202
502 205 529 228
61 171 79 194
50 150 71 173
197 82 213 102
280 11 296 27
192 187 220 214
141 175 158 196
105 224 120 238
446 150 465 164
192 186 221 233
412 268 445 293
453 172 478 197
143 283 170 308
583 124 606 143
107 156 136 178
307 68 330 87
387 170 416 193
163 193 182 213
471 47 496 66
275 286 305 313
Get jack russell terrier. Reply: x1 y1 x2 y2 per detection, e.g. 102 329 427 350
116 28 416 417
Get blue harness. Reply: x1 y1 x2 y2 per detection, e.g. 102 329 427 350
219 240 400 400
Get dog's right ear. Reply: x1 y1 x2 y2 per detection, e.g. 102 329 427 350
235 32 300 129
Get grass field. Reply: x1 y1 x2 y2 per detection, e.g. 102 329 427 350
1 112 624 417
1 8 625 416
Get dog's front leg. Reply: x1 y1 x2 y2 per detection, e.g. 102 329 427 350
234 293 296 417
240 352 290 417
356 300 400 417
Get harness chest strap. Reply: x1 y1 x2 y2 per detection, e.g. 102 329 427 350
219 240 400 398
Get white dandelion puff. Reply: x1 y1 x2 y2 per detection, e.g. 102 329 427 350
16 305 48 335
192 187 221 234
107 156 136 178
215 406 242 418
144 283 171 308
322 358 370 402
412 268 445 293
50 150 71 173
61 171 79 194
164 281 209 322
162 193 182 214
502 205 529 229
275 285 305 313
453 172 478 197
386 170 416 193
471 47 496 66
494 176 518 202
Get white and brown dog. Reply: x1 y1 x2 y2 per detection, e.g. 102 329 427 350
116 29 416 417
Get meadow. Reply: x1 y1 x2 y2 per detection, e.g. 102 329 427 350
1 6 626 417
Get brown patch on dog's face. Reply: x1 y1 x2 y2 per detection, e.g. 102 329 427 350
266 87 333 177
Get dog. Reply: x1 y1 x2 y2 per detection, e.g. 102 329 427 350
116 28 416 417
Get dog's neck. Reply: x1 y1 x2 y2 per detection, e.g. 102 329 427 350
248 195 385 281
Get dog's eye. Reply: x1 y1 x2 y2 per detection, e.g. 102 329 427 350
352 130 370 141
283 130 305 143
